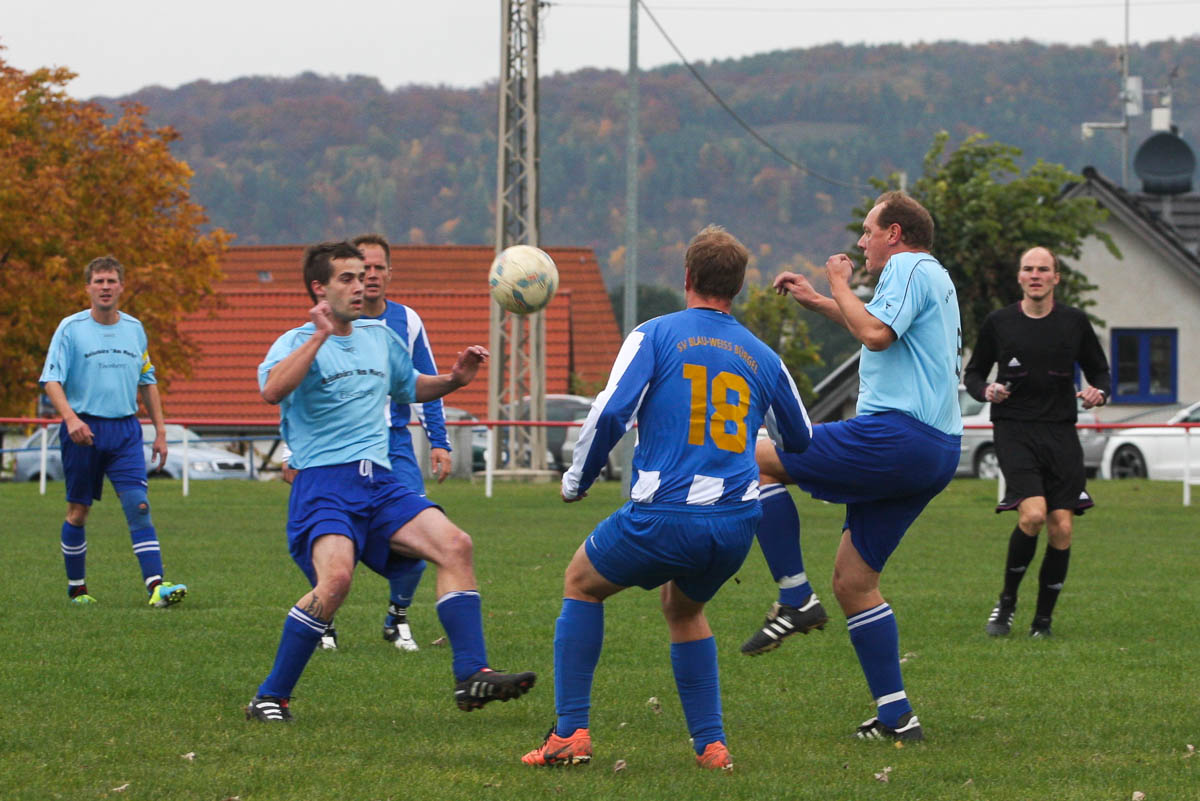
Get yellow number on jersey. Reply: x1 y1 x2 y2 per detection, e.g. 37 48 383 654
682 364 751 453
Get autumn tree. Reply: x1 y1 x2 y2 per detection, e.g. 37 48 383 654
853 131 1118 347
0 56 230 416
734 285 823 405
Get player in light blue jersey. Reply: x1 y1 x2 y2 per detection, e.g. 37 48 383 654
288 234 449 653
245 241 534 723
741 192 962 742
39 256 187 609
522 226 813 771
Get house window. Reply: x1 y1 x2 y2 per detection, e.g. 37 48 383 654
1111 328 1177 403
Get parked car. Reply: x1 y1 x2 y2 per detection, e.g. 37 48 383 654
957 388 1106 478
560 414 623 480
441 407 489 472
1100 400 1200 480
495 394 595 471
12 424 248 481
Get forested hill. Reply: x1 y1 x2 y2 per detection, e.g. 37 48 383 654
105 39 1200 290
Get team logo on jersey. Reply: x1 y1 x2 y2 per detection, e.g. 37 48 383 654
1008 357 1022 367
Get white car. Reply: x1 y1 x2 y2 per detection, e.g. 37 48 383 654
11 423 248 481
1100 400 1200 480
958 388 1106 479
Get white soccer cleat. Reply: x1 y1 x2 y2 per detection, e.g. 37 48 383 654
319 624 339 651
385 621 419 652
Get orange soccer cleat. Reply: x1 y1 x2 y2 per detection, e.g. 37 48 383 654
696 740 733 773
521 725 592 766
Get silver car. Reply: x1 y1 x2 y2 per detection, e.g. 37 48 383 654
1100 400 1200 480
958 388 1106 478
11 423 248 481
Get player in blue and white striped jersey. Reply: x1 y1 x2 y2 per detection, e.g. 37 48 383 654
522 226 812 771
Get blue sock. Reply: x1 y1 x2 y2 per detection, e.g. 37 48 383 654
129 527 164 590
61 522 87 597
258 606 326 699
756 484 812 605
436 591 488 681
671 637 724 753
847 603 911 727
554 598 604 737
386 560 427 625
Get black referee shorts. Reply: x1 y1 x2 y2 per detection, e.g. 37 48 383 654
993 419 1094 515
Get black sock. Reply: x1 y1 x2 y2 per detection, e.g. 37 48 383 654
1036 545 1071 619
1001 525 1038 605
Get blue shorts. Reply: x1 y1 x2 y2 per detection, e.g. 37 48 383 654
776 412 960 572
61 415 147 505
585 500 761 603
286 461 437 584
388 427 427 495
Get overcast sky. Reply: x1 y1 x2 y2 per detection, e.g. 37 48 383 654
2 1 1197 99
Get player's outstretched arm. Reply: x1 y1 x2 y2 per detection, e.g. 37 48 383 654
414 346 489 402
775 269 852 330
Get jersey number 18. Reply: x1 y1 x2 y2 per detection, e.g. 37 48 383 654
682 364 750 453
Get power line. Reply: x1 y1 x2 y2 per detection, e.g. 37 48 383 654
635 0 873 191
556 0 1196 13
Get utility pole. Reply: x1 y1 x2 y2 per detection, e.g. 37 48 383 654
1081 0 1137 187
491 0 549 478
623 0 639 338
619 0 640 495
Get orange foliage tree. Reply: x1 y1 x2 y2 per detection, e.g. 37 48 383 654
0 56 230 417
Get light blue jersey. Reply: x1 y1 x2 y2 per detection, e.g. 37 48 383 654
366 300 449 491
259 319 420 470
40 310 156 418
564 308 812 504
858 252 963 435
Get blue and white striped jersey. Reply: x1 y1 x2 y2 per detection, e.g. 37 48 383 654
562 308 812 505
365 299 450 455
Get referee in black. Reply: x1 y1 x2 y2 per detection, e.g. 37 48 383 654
964 246 1111 638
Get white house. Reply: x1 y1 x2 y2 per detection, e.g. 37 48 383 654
1063 164 1200 418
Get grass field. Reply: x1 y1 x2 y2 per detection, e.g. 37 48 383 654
0 477 1196 801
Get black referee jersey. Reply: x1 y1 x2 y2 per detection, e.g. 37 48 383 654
963 302 1111 423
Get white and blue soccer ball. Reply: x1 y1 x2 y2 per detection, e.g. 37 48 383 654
488 245 558 315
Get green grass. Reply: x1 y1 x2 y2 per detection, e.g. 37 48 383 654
0 478 1196 801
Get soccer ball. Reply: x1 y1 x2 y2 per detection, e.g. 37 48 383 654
488 245 558 314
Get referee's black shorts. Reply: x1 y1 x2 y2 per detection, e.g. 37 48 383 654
993 419 1094 515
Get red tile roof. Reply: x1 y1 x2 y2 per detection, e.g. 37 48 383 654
165 245 620 424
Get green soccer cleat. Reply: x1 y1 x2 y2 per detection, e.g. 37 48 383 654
149 581 187 608
70 594 97 605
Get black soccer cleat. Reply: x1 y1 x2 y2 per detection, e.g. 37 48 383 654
245 695 293 723
1029 616 1053 638
454 668 537 711
986 600 1016 636
855 711 923 741
740 596 828 655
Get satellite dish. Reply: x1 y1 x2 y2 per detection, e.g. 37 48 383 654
1133 132 1196 195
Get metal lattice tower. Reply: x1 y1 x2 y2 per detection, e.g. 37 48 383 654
489 0 548 472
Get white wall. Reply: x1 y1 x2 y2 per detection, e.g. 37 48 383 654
1076 215 1200 419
